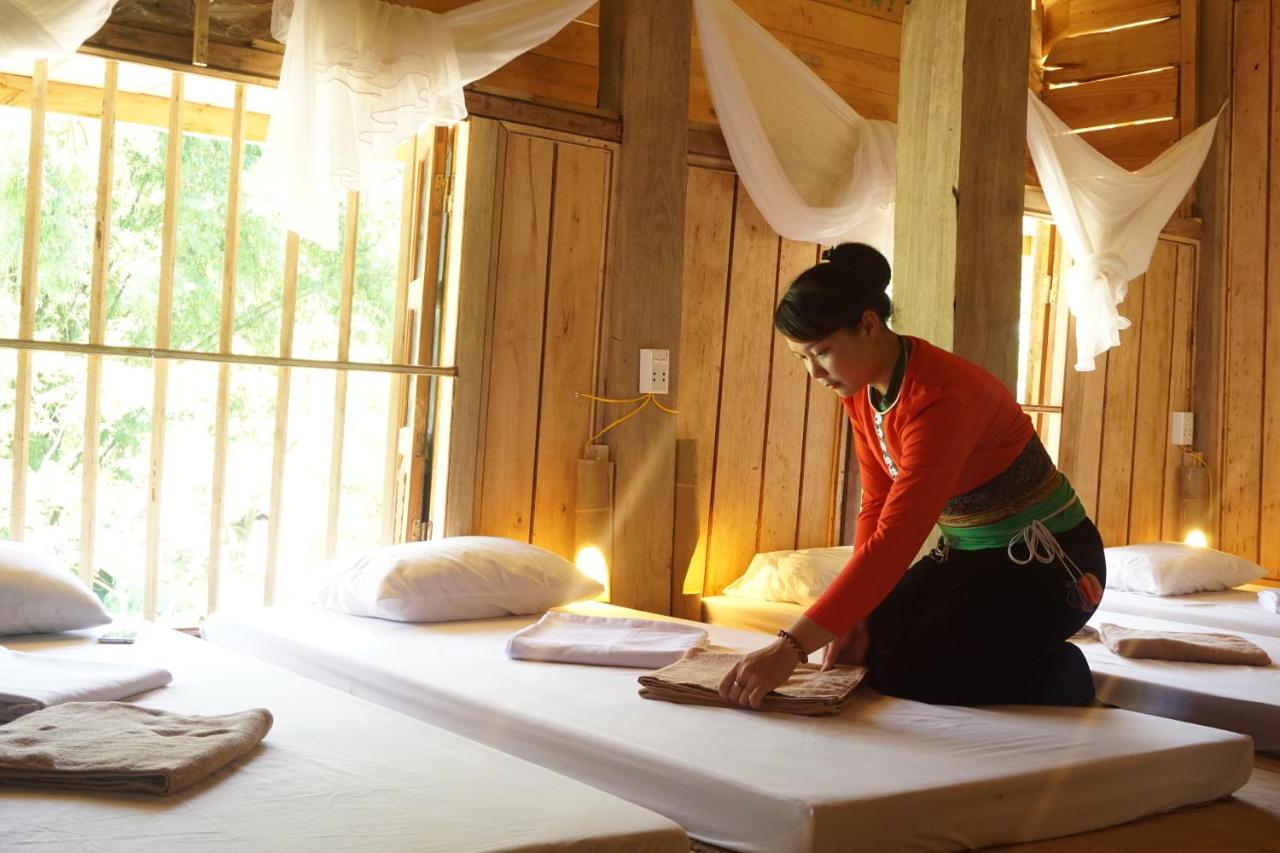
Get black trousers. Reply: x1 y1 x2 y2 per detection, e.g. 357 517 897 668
863 518 1106 707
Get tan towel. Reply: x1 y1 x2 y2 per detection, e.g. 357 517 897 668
637 647 866 716
1099 623 1272 666
0 701 273 795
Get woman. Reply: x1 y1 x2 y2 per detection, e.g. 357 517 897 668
719 243 1105 709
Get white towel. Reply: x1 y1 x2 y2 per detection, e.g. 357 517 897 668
1260 589 1280 614
0 648 173 723
506 611 710 668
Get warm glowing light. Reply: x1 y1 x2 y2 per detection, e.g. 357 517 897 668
1184 529 1209 548
575 546 609 590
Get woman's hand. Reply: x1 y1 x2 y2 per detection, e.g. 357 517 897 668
718 639 803 710
821 620 869 671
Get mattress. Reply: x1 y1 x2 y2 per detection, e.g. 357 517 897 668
203 602 1253 853
701 594 799 635
1097 586 1280 638
1079 609 1280 751
0 623 686 853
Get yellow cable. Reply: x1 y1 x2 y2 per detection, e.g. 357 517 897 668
576 391 679 456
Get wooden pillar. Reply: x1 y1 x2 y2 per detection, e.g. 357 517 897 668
1192 0 1232 546
597 0 691 613
893 0 1030 390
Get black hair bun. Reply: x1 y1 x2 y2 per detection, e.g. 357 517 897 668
820 243 891 292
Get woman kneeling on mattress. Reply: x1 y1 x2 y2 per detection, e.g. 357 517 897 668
720 242 1106 709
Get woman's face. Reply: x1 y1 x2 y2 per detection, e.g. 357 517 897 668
784 314 884 399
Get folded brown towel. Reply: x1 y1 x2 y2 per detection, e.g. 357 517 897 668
637 647 866 716
0 701 273 795
1099 623 1272 666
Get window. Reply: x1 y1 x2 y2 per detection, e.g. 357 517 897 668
0 54 456 624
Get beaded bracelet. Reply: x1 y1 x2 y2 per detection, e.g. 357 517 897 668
776 628 807 660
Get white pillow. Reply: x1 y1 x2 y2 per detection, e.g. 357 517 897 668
0 540 110 635
723 527 942 605
315 536 603 622
1104 542 1264 596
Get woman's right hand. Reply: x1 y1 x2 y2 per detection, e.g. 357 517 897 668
821 620 869 671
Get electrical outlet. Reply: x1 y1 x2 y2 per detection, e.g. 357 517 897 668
639 348 670 394
1170 411 1194 446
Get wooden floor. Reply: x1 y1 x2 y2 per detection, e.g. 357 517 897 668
689 754 1280 852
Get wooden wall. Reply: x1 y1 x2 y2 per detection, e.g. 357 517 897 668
1057 238 1199 552
1194 0 1280 580
450 121 614 563
1042 0 1199 170
451 126 845 597
675 167 846 598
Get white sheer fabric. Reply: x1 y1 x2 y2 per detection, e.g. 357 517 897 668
0 0 117 63
1026 92 1223 370
693 0 896 258
263 0 595 245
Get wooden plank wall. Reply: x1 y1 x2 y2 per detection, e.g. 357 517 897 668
675 168 844 597
460 145 844 594
1192 0 1280 581
1057 238 1199 551
465 122 613 563
1042 0 1197 170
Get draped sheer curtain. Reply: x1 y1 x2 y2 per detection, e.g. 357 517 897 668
1025 93 1222 370
262 0 596 246
694 0 1221 371
0 0 119 63
693 0 896 258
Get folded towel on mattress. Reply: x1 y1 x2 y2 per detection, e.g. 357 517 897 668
507 611 709 668
0 648 173 723
637 647 865 716
1099 623 1272 666
1260 589 1279 614
0 701 273 795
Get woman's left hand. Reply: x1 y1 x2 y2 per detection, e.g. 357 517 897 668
718 639 803 710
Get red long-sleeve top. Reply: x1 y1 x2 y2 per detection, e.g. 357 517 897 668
804 337 1034 637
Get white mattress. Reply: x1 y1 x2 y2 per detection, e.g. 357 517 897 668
701 594 799 635
0 624 686 853
702 593 1280 751
1098 587 1280 638
1079 609 1280 751
203 602 1253 853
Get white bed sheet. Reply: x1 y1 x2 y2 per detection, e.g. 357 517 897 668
1078 609 1280 751
203 602 1253 853
1098 586 1280 638
0 624 686 853
701 594 798 635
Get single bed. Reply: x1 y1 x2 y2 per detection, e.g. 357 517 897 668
701 593 1280 751
203 600 1253 853
0 623 687 853
1095 586 1280 638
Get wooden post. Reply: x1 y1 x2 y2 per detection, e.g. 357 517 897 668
597 0 691 614
1192 0 1231 547
894 0 1030 390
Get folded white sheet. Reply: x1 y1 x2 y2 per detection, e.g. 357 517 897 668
1260 589 1279 614
0 647 172 723
505 611 709 668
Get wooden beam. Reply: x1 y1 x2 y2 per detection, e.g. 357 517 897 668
80 60 117 586
325 191 359 559
466 86 621 142
0 72 271 142
264 232 299 606
895 0 1030 388
82 22 284 84
1023 185 1202 241
11 59 46 543
1192 0 1232 548
598 0 691 613
144 72 184 620
192 0 211 67
207 83 245 614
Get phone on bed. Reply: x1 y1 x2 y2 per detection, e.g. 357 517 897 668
97 628 137 644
